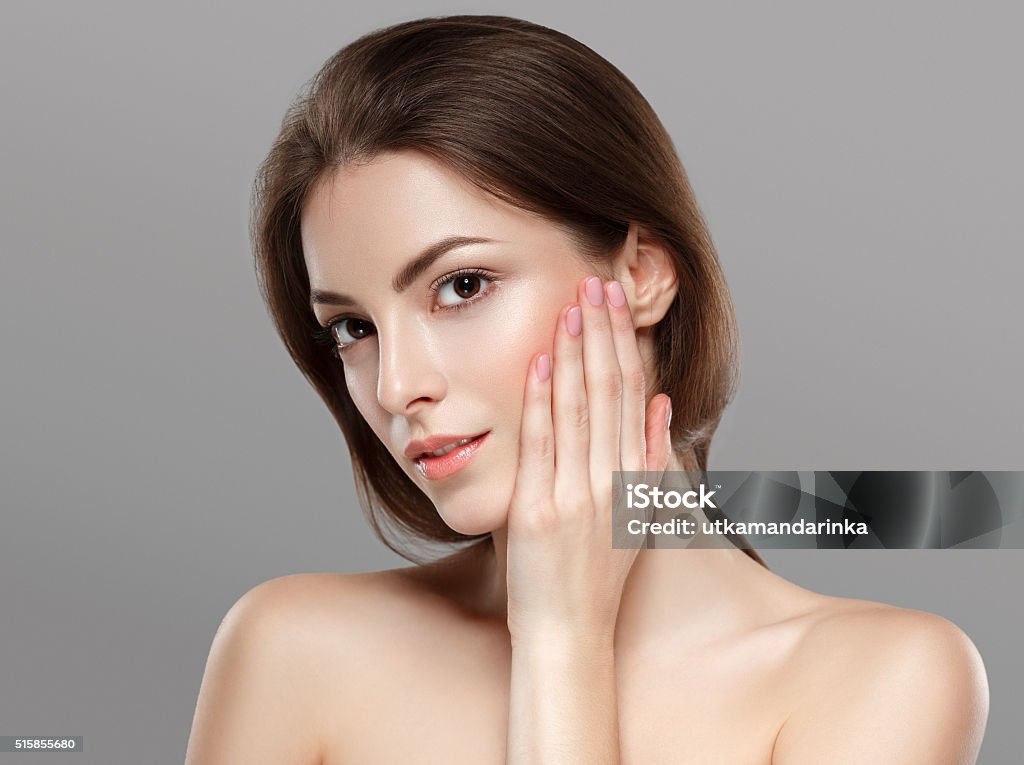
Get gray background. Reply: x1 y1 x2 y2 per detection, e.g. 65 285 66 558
1 1 1020 762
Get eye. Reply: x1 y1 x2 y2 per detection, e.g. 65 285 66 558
435 269 492 308
311 317 374 359
330 317 374 346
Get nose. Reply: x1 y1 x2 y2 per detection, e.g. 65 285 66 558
375 320 447 416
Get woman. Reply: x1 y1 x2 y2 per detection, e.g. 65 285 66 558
185 15 988 764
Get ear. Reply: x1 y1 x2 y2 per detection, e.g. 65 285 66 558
608 223 678 329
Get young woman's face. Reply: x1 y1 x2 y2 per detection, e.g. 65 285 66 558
301 150 601 535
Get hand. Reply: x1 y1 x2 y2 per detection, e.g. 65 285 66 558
505 275 673 647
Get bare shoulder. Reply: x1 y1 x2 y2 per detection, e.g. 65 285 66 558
221 546 497 665
225 560 475 647
792 594 990 684
184 573 344 764
185 567 459 765
220 569 413 634
771 595 990 764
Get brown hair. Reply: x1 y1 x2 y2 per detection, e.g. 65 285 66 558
252 14 766 567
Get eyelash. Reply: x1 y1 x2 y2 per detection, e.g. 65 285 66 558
310 267 499 360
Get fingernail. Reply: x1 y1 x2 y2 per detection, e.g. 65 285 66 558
585 276 604 306
664 398 672 430
536 353 551 381
606 280 626 307
566 305 582 336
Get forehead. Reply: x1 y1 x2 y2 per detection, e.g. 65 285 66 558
300 150 562 282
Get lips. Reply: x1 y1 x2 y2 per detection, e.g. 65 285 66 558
410 432 490 481
404 432 488 460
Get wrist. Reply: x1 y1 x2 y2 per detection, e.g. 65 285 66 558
510 623 616 657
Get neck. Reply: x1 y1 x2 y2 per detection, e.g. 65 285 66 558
472 449 775 650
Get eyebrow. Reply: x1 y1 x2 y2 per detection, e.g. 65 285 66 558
309 235 499 309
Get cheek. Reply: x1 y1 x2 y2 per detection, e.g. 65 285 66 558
448 299 550 388
458 330 533 423
342 361 387 435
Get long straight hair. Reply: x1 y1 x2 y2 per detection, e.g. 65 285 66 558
252 14 766 567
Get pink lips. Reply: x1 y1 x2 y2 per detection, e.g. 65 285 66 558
413 432 490 481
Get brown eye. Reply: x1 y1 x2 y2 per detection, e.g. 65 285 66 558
436 272 491 308
331 318 374 347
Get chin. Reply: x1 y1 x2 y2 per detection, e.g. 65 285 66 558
435 497 509 536
420 453 515 535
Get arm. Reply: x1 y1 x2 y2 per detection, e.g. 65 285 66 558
772 611 989 764
184 576 327 765
507 631 619 763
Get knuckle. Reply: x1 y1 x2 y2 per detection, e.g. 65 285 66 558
601 369 623 399
614 310 637 332
528 432 553 460
569 399 590 431
569 499 595 523
624 364 646 395
511 504 557 536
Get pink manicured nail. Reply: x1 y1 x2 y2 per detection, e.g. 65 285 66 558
585 276 604 306
665 398 673 430
606 280 626 307
566 305 582 336
536 353 551 381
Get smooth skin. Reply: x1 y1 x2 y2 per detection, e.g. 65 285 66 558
185 151 989 764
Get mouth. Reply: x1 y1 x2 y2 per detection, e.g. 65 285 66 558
413 431 490 481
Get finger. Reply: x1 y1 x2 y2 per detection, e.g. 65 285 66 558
644 394 673 485
604 279 648 474
579 275 622 504
552 302 589 485
512 352 555 515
